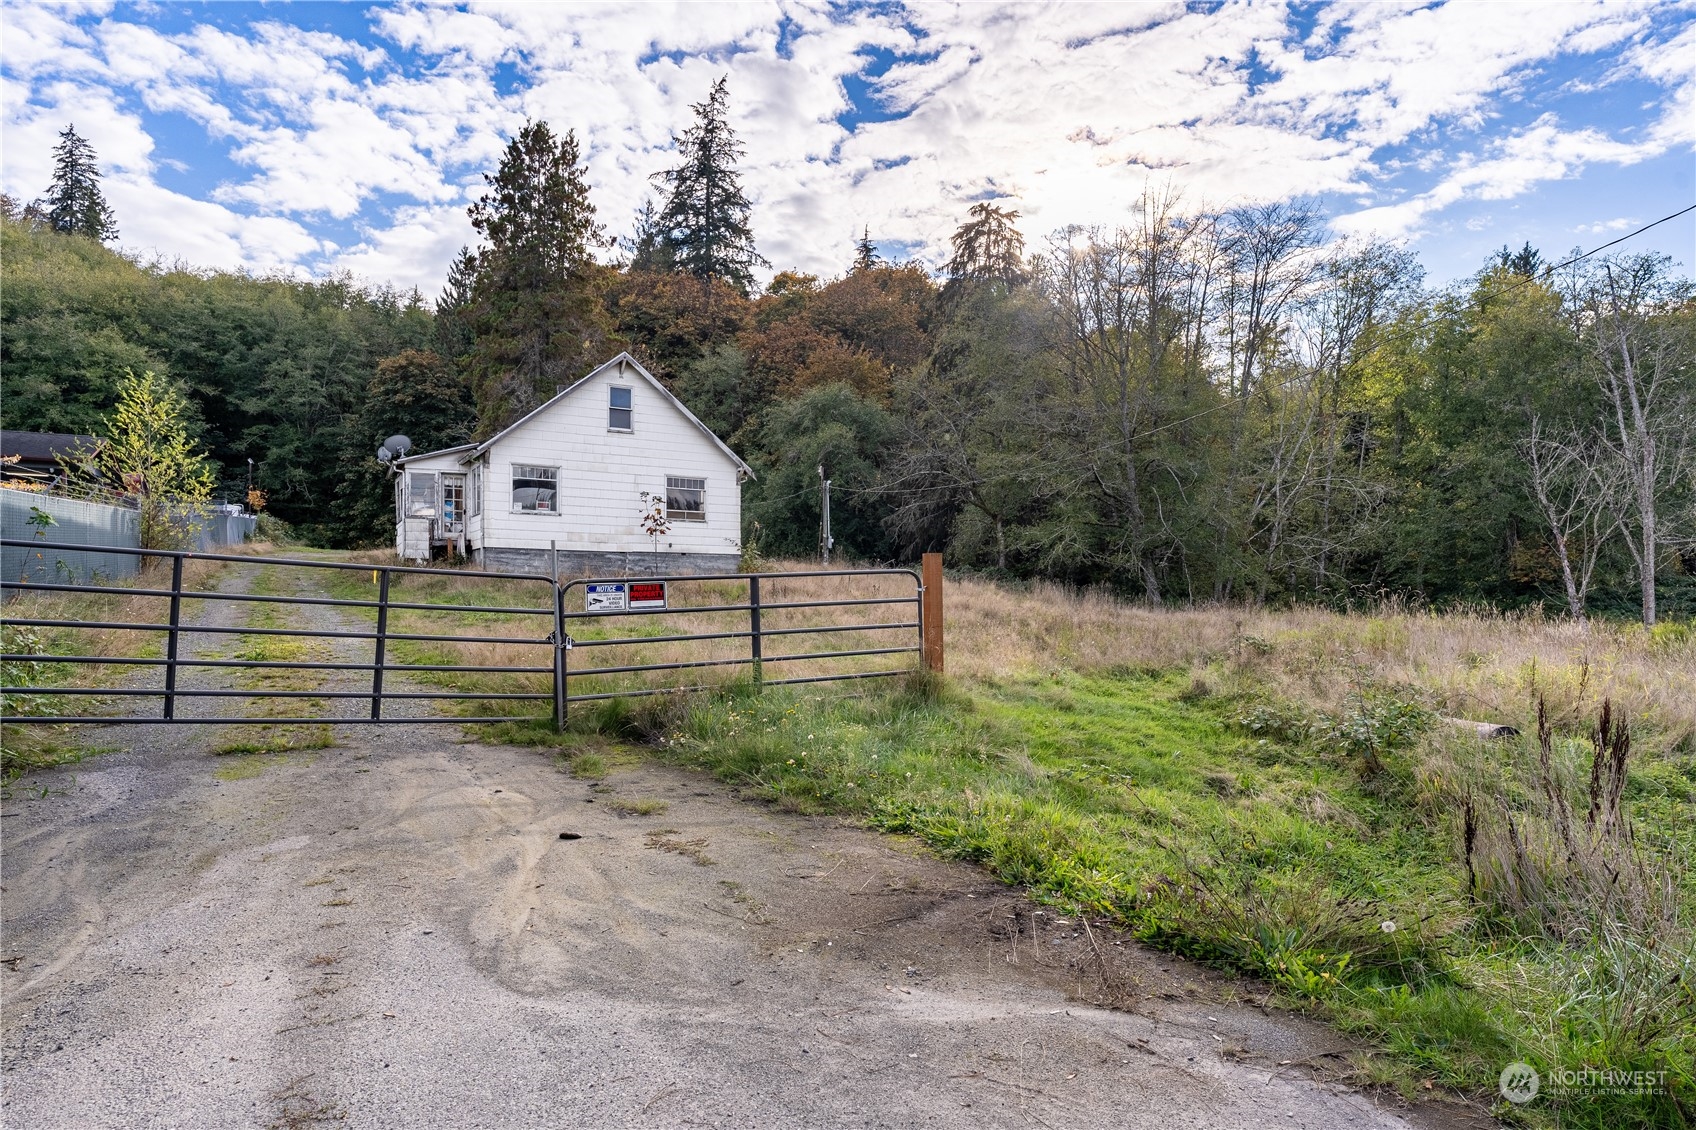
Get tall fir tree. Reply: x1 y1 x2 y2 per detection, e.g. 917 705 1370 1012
433 245 478 362
944 203 1025 286
652 77 767 295
42 125 117 242
851 226 880 273
940 202 1025 310
623 198 674 273
464 121 612 430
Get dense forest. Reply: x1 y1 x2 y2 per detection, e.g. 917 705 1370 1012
3 93 1692 622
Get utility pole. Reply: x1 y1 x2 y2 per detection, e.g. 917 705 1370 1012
246 458 254 513
818 463 833 566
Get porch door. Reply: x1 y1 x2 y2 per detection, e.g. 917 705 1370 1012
441 474 466 535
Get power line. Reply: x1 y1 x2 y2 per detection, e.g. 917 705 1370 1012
1477 202 1696 306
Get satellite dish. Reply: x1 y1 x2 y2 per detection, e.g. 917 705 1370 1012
385 435 413 457
377 445 393 463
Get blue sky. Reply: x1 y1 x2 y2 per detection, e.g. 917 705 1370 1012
2 1 1691 296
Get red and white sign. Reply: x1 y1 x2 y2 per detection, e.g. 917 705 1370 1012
628 581 668 610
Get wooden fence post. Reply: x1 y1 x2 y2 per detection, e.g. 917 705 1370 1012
921 551 943 674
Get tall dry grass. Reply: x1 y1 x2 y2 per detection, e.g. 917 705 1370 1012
331 551 1694 748
941 574 1696 749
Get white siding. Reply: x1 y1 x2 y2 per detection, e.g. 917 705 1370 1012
472 358 743 557
391 449 474 557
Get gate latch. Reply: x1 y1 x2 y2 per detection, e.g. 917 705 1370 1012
547 630 574 650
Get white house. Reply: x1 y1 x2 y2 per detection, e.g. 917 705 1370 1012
392 353 753 576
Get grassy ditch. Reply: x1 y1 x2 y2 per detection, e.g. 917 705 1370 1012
512 652 1693 1128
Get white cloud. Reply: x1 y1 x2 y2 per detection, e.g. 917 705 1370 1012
1575 216 1639 235
1 0 1690 294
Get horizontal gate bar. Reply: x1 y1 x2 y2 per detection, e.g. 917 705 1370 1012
1 619 548 647
0 538 558 583
5 716 543 725
0 654 554 675
559 595 916 621
562 667 907 703
560 567 919 587
570 645 919 679
0 581 551 618
2 686 552 700
756 621 918 638
566 620 916 650
569 628 752 648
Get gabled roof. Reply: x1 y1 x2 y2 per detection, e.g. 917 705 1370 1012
453 353 755 479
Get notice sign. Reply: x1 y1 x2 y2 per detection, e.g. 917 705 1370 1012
584 583 627 612
628 580 668 610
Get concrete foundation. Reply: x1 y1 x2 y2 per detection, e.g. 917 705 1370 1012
472 546 742 579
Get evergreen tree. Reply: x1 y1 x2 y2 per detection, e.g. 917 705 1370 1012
623 198 674 273
464 121 612 429
41 125 117 242
652 77 768 295
433 245 478 362
1493 241 1545 279
852 226 880 273
945 202 1025 286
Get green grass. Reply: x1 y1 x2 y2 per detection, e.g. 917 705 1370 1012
602 795 669 816
524 670 1691 1129
213 724 334 756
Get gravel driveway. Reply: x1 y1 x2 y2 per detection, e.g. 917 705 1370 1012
1 562 1488 1130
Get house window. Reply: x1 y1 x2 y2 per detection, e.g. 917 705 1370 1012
407 472 437 518
666 476 706 521
609 386 633 431
468 465 481 516
511 464 559 513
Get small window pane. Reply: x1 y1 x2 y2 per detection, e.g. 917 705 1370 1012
609 386 633 430
666 476 706 521
512 464 558 513
407 472 436 517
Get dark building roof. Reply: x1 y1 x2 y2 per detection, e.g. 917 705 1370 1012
1 430 95 466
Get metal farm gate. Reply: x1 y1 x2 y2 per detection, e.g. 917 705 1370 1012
0 538 942 728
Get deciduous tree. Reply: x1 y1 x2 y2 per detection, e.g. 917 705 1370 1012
66 369 214 549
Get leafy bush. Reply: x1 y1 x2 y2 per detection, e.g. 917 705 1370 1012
1233 699 1312 744
1316 689 1432 775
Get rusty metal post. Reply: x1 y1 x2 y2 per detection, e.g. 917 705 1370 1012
920 552 943 674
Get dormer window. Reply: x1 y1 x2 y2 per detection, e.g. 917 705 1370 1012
609 386 633 431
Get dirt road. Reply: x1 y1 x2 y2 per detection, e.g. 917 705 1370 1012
2 565 1485 1129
